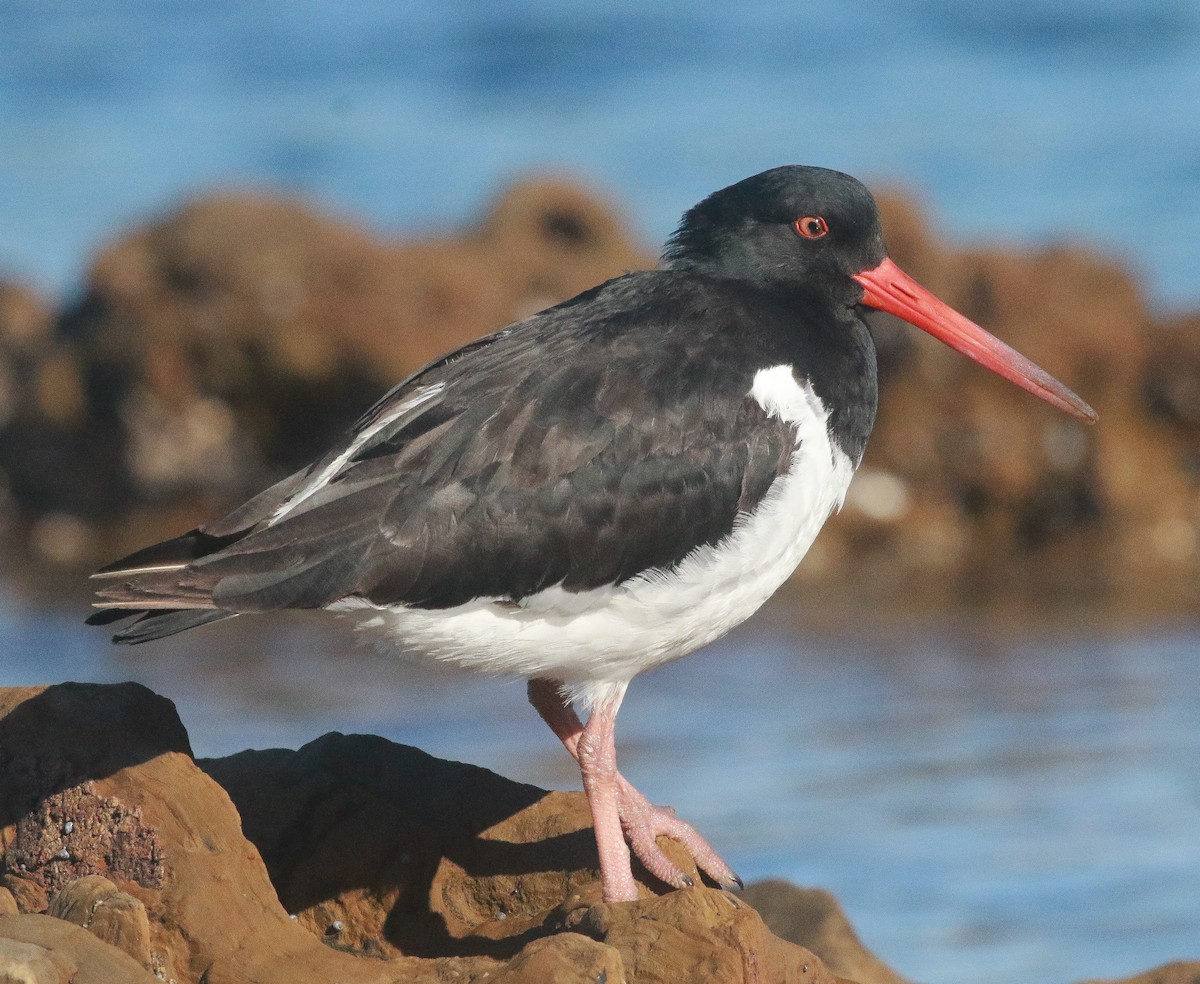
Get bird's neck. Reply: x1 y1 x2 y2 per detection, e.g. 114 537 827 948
752 280 880 467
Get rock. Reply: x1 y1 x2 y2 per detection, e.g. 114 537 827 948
486 932 626 983
801 193 1200 615
0 913 159 984
741 880 910 984
1 682 842 983
2 680 1195 984
563 888 836 984
0 882 43 920
0 934 66 984
46 876 150 968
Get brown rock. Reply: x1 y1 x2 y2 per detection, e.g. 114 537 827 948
741 880 910 984
0 891 16 918
487 932 626 983
0 283 53 350
46 876 151 968
0 934 67 984
0 882 44 919
6 175 1200 611
200 732 695 959
0 913 158 984
1 682 852 984
564 888 835 984
0 684 455 983
796 192 1200 615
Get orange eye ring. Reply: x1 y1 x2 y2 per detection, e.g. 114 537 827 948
794 215 828 239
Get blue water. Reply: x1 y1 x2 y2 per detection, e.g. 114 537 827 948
2 3 1199 981
1 0 1199 308
2 581 1197 984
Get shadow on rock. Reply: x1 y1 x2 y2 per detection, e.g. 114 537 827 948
1 681 846 983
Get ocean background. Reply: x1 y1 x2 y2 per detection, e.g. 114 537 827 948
1 2 1199 982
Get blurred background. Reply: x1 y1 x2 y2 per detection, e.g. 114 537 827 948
1 1 1198 982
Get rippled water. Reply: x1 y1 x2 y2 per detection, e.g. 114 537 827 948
3 580 1197 984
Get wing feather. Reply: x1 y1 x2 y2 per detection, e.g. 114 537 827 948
92 272 803 633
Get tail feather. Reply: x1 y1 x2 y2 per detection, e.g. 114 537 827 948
93 528 244 578
89 464 315 644
97 608 237 644
90 528 246 644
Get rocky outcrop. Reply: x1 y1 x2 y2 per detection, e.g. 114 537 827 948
1 176 1199 610
0 682 837 983
1 682 1196 983
741 880 911 984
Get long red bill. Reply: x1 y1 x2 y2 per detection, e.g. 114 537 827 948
852 257 1097 423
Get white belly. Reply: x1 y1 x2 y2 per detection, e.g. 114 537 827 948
332 366 855 712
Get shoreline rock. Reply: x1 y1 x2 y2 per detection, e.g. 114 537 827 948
1 682 1196 984
0 682 836 983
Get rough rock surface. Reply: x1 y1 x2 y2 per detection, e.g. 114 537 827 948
0 682 1193 983
1 176 1199 611
741 880 911 984
0 682 835 983
0 913 160 984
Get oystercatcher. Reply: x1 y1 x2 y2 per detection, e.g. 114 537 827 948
90 166 1096 903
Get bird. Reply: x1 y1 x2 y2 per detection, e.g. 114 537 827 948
90 165 1096 904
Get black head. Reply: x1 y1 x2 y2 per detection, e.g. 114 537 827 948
663 165 1098 423
662 166 887 291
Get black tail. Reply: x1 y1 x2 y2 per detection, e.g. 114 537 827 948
89 527 245 644
86 607 237 644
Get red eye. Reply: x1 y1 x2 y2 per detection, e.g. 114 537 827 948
794 215 828 239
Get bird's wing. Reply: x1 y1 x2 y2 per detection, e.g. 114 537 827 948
95 276 801 615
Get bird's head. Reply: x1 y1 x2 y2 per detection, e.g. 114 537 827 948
664 165 1097 423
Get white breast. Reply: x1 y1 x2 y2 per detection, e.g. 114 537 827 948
333 365 855 713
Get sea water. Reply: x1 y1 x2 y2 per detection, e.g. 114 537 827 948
2 581 1197 984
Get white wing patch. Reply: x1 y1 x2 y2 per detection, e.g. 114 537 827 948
270 383 444 525
333 365 855 713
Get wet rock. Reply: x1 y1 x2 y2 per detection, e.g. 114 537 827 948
1 682 842 983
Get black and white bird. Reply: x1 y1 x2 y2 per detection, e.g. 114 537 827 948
90 166 1096 903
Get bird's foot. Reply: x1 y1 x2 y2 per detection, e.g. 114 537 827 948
615 773 742 892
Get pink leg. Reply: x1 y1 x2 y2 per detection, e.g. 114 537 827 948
528 679 741 898
576 693 638 902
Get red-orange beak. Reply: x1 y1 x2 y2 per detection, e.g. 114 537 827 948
853 257 1097 423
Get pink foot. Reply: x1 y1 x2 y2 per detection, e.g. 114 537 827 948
614 772 741 891
528 679 742 901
